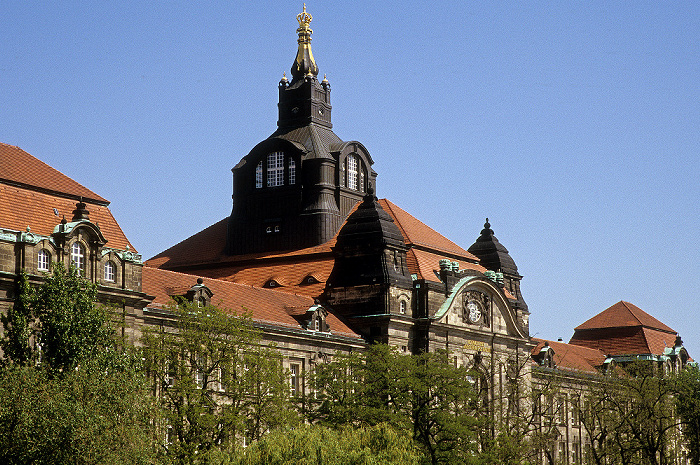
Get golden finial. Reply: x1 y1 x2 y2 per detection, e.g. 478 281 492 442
297 3 312 28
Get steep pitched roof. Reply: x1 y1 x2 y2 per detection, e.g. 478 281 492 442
574 301 675 333
0 143 107 204
531 338 606 374
142 267 360 339
146 198 487 293
569 301 677 356
379 199 479 261
0 144 133 251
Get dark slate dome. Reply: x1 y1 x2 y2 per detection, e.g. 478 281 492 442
334 189 405 251
467 219 519 276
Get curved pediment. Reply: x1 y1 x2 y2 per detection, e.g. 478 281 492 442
433 275 527 339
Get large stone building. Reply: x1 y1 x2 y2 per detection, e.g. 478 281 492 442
0 6 693 464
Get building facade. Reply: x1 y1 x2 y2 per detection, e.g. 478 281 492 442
0 6 694 464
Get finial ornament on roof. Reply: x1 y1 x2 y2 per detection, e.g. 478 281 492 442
291 4 319 81
297 3 312 28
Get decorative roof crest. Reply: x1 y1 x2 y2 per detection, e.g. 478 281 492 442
297 3 312 28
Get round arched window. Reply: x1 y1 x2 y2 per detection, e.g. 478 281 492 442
37 249 51 272
104 261 116 282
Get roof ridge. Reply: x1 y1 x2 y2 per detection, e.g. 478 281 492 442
378 199 410 244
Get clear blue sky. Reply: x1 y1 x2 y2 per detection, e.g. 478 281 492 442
2 2 699 356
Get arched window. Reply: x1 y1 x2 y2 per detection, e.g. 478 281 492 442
70 242 85 276
267 152 285 187
37 249 50 272
255 162 263 188
400 300 407 315
346 154 358 190
104 261 116 282
289 158 296 185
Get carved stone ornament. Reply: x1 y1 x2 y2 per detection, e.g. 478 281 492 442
462 290 489 326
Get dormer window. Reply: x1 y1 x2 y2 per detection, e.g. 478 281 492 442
255 152 297 189
37 249 50 272
347 154 358 190
70 242 85 276
267 152 285 187
255 162 263 188
104 261 116 282
289 158 296 185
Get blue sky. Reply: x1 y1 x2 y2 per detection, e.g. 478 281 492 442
2 2 699 356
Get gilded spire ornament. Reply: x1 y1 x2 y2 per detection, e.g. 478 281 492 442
291 3 318 82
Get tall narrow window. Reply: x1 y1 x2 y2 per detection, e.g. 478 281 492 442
104 261 116 282
267 152 285 187
290 364 300 396
347 154 358 190
289 158 296 185
37 249 50 272
255 161 263 188
70 243 85 276
360 168 365 192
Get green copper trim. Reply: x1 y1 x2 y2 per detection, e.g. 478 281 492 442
432 275 479 321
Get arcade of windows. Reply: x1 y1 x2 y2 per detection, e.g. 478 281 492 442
255 151 296 188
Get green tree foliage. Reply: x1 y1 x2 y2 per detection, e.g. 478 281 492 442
579 361 682 465
142 301 297 464
233 423 422 465
0 272 35 367
308 345 480 464
675 365 700 465
0 263 154 464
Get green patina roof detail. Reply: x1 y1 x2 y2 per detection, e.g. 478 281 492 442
432 275 479 321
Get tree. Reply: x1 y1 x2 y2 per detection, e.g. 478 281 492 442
0 263 154 464
675 366 700 465
142 300 296 464
308 345 480 464
233 423 422 465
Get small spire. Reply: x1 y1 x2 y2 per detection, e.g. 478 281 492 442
291 4 319 82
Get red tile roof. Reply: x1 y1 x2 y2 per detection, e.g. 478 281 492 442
147 198 486 292
531 338 606 374
0 184 134 251
569 301 677 356
379 199 479 261
574 301 675 333
142 267 360 339
0 143 107 204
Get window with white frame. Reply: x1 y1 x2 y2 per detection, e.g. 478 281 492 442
267 151 285 187
70 242 85 276
289 158 296 185
37 249 50 272
104 261 116 282
290 363 300 397
400 299 407 315
195 355 206 389
346 154 358 190
255 161 263 188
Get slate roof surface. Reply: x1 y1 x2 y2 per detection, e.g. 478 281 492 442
146 198 485 296
142 267 360 339
0 142 107 204
569 301 677 356
531 338 606 374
